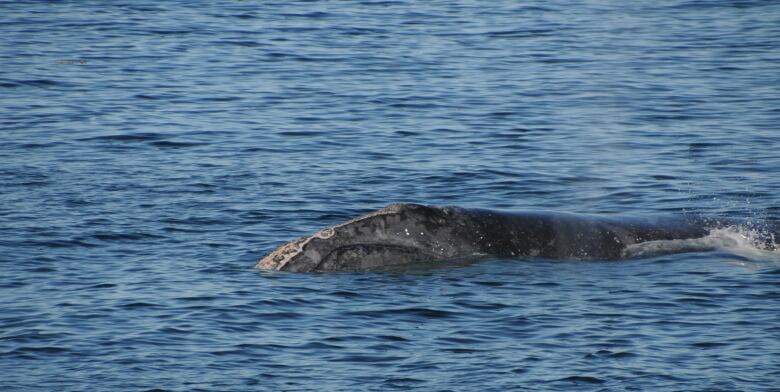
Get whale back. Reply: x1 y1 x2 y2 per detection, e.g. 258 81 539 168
257 204 780 272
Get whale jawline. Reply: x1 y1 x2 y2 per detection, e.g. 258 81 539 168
313 243 442 272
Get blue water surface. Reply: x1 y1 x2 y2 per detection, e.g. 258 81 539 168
2 0 780 390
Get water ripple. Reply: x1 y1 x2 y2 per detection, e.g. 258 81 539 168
2 0 780 390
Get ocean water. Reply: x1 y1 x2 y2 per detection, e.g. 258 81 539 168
2 0 780 390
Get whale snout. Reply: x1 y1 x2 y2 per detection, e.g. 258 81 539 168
257 227 343 272
256 237 313 271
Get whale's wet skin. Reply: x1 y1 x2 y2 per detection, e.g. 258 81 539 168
258 204 779 272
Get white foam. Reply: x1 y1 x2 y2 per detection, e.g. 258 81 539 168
623 226 779 260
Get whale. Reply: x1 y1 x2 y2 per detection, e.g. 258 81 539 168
256 203 778 272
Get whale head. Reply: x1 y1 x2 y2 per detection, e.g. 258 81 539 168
257 204 471 272
256 226 341 272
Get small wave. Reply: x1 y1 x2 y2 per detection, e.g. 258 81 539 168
6 346 69 355
26 239 99 248
624 226 778 259
92 232 166 242
348 307 457 319
19 79 71 88
555 375 605 384
331 354 406 363
79 132 165 142
149 140 210 148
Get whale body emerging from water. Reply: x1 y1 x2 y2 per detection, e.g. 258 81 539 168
257 203 778 272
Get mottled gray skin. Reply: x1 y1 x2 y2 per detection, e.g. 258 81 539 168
256 203 765 272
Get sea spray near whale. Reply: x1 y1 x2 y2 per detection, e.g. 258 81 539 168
623 227 778 260
257 204 779 272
